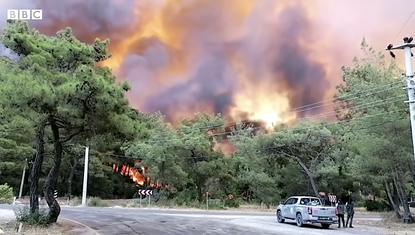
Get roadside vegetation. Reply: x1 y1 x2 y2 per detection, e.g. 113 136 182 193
0 218 88 235
0 184 14 204
0 19 414 228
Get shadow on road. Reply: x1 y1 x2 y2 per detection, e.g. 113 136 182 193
283 221 338 230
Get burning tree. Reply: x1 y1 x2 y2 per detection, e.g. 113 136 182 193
126 113 236 203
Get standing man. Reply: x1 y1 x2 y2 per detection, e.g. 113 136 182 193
346 200 355 228
336 199 346 228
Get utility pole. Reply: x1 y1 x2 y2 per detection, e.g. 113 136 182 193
387 36 415 223
18 159 27 199
387 37 415 161
81 146 89 207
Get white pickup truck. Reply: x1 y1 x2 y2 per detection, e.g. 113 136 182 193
276 196 338 228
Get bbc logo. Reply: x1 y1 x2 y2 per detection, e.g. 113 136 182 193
7 9 42 20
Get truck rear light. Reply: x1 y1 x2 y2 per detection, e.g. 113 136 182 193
308 207 312 214
335 208 338 214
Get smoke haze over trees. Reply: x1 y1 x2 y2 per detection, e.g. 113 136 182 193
0 0 415 225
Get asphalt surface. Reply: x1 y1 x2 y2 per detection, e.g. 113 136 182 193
0 204 387 235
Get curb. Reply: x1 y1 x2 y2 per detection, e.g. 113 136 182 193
60 218 101 235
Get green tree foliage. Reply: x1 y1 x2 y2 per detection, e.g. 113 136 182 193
0 20 413 225
0 20 140 223
335 39 412 220
0 183 14 204
126 113 235 204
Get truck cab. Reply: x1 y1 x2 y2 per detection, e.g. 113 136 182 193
276 196 338 229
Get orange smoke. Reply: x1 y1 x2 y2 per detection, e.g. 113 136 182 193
0 0 412 128
113 162 145 185
213 141 236 156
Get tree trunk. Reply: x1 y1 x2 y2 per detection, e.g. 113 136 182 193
43 118 62 223
67 158 77 200
196 182 203 203
29 119 47 214
385 179 401 219
393 169 413 223
295 156 319 197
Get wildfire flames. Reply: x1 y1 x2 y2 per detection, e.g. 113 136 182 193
0 0 410 127
113 161 145 185
0 1 411 158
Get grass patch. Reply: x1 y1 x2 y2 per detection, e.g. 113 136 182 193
14 206 50 226
0 219 87 235
356 212 415 235
68 196 82 206
111 198 241 210
88 197 109 207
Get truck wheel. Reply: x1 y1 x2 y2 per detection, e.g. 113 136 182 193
296 213 304 227
276 210 285 223
321 224 330 229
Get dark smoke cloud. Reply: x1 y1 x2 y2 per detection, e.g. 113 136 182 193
144 56 234 121
0 0 332 123
1 0 408 125
236 3 330 118
6 0 139 42
273 6 329 114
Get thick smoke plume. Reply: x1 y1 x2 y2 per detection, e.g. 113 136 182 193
0 0 413 129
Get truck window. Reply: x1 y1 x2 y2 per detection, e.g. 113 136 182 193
283 198 294 205
300 198 310 205
310 198 321 206
291 198 299 205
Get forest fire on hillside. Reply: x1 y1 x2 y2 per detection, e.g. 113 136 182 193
4 0 354 128
1 0 411 157
112 162 145 185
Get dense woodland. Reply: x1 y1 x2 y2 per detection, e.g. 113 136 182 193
1 20 415 223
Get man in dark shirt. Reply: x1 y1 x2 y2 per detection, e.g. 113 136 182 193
336 199 346 228
346 200 355 228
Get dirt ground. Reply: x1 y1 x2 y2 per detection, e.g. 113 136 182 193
357 213 415 235
0 209 95 235
0 220 83 235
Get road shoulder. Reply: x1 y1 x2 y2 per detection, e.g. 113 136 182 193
0 208 98 235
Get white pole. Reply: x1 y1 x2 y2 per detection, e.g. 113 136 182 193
206 192 209 210
81 146 89 207
18 159 27 198
404 46 415 162
389 40 415 162
148 194 150 207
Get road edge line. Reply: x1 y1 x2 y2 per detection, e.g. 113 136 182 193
61 218 100 235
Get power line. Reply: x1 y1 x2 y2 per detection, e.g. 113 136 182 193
135 109 408 149
392 7 415 66
291 81 403 113
139 81 405 136
1 81 404 137
295 94 406 121
394 8 415 42
228 109 407 140
81 108 407 161
144 95 407 143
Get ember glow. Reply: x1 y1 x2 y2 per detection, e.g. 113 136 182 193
113 162 145 185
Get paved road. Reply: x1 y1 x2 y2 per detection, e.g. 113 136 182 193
0 205 386 235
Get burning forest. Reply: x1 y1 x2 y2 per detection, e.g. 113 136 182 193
1 0 411 186
0 0 410 128
0 0 365 128
112 161 145 186
0 0 409 127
